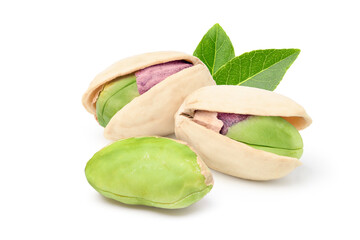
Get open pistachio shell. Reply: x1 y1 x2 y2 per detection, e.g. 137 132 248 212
85 137 213 209
175 85 312 181
82 51 215 140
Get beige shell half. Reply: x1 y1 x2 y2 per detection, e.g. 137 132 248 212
82 51 215 140
175 85 312 181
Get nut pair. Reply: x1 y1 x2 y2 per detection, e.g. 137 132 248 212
83 51 312 209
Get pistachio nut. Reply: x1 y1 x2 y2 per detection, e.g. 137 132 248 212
95 74 139 127
82 51 215 140
175 85 312 181
217 114 304 159
85 137 213 209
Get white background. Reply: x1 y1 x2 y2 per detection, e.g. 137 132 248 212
1 0 359 239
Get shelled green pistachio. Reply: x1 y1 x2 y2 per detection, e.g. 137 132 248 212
85 137 213 209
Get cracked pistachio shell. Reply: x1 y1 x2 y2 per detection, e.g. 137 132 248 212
85 137 213 209
82 51 215 140
175 85 312 181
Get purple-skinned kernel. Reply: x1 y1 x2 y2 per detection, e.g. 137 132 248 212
135 60 193 94
217 113 251 135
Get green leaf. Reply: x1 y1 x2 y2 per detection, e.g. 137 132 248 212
213 49 300 91
194 23 235 75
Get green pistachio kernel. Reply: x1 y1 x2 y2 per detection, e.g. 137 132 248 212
226 116 303 159
85 137 213 209
96 74 139 127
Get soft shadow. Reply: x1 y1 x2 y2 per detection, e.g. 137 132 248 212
164 133 176 139
97 194 212 216
211 156 317 188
